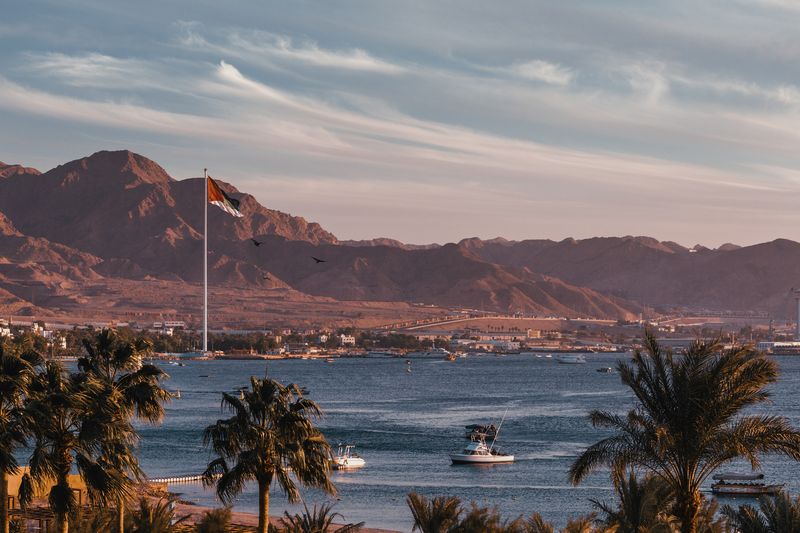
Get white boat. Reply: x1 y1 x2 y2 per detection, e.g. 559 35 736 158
596 367 614 373
331 444 366 470
557 354 587 364
449 409 513 465
711 472 783 496
405 347 453 359
449 436 514 464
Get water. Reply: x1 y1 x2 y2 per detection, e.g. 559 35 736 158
136 354 800 532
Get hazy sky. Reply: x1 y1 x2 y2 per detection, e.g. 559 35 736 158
2 1 800 246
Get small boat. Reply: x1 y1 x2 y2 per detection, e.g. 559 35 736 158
406 360 412 365
325 358 336 363
331 444 366 470
557 354 587 364
450 409 513 465
596 367 614 373
711 472 783 496
406 367 412 373
450 436 514 465
405 347 453 359
172 390 181 399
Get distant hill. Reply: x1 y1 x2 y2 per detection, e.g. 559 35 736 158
0 150 642 321
460 236 800 315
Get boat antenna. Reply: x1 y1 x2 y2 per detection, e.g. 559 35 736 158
489 406 510 451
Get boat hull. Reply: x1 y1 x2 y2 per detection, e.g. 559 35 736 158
711 483 783 496
449 454 514 464
332 458 366 470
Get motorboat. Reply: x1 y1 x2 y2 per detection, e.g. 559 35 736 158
711 472 783 496
331 444 366 470
596 367 614 373
450 409 513 465
557 354 587 364
450 436 514 464
405 347 453 359
325 358 336 363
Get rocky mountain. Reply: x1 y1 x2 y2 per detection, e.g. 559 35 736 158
0 150 642 320
459 236 800 314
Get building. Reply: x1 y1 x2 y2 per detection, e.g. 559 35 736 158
339 334 356 346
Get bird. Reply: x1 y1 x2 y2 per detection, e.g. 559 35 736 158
251 238 262 247
311 256 327 263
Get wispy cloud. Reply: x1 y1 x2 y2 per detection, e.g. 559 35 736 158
505 60 574 86
176 23 404 74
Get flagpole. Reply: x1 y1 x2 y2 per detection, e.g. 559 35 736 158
203 168 208 354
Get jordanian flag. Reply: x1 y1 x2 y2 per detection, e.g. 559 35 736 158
207 176 243 217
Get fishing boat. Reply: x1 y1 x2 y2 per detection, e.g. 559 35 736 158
450 410 513 464
331 444 366 470
711 472 783 496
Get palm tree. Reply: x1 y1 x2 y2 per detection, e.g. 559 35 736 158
19 361 132 533
569 332 800 533
124 497 189 533
196 507 233 533
406 493 462 533
78 329 170 532
722 492 800 532
454 503 525 533
202 376 335 533
523 513 555 533
0 339 39 533
561 515 596 533
591 471 676 533
278 502 364 533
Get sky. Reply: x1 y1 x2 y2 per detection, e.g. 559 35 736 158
2 0 800 246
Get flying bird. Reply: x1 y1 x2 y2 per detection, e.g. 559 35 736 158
311 256 327 264
251 238 262 247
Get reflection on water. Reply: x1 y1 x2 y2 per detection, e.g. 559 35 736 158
137 354 800 532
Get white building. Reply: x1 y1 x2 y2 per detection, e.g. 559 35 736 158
339 334 356 346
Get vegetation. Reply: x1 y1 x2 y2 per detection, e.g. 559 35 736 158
78 329 170 533
19 360 133 533
0 338 39 533
278 503 364 533
569 332 800 533
202 376 335 533
124 497 189 533
722 492 800 532
196 507 233 533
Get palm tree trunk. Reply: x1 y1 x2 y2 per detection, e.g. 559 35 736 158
56 512 68 533
258 479 270 533
117 496 125 533
674 490 701 533
0 473 8 533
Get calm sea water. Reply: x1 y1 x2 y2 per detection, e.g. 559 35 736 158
135 354 800 532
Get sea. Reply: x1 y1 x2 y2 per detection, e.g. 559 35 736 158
135 353 800 532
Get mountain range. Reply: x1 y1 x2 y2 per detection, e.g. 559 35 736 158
0 150 797 325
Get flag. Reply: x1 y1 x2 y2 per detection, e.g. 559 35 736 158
207 176 243 217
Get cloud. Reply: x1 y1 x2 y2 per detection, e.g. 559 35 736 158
176 23 404 74
22 52 170 91
506 60 574 86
